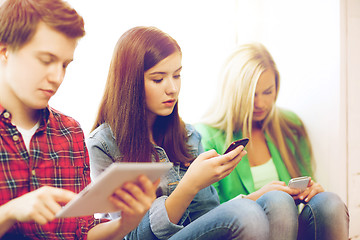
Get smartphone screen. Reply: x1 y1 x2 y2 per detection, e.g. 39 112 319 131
224 138 249 154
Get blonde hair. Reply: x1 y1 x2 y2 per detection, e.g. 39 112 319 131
202 42 313 177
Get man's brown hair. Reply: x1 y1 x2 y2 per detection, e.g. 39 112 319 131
0 0 85 51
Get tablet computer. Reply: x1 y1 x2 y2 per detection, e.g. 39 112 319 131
56 162 173 218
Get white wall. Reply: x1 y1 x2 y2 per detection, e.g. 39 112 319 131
343 0 360 238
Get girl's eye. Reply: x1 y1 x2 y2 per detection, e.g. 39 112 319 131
173 74 181 79
153 79 162 83
264 91 273 95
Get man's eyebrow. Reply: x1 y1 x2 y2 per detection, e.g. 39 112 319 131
37 51 73 62
149 66 182 75
37 51 58 58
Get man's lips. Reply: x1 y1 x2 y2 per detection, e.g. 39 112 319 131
40 89 55 97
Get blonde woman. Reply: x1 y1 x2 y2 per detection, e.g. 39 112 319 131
196 42 349 240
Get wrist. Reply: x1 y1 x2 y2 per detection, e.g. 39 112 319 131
0 202 17 236
246 191 261 201
177 178 199 197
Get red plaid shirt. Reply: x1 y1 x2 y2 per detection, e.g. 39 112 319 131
0 105 99 239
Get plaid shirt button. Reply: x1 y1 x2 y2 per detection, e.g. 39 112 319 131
3 112 10 118
31 169 36 176
12 135 19 142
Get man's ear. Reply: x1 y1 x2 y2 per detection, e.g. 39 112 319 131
0 44 9 62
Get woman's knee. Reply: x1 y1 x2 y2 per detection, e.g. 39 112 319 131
223 198 269 223
305 191 348 219
221 198 270 234
299 192 349 239
257 190 298 216
220 199 268 227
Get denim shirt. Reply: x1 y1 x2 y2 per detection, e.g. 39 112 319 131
87 123 220 240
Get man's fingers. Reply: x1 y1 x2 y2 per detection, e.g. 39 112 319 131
48 187 77 203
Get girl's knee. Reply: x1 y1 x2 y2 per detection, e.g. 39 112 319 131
258 190 297 215
307 192 348 218
224 199 269 238
224 198 269 225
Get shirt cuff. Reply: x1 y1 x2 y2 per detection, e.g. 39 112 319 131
149 196 186 239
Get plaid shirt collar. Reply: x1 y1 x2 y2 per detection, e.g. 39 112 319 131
0 104 51 130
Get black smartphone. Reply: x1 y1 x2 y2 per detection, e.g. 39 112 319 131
224 138 249 154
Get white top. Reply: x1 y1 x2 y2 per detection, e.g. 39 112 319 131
250 158 279 191
17 121 40 152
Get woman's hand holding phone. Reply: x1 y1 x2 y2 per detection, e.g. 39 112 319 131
291 178 324 202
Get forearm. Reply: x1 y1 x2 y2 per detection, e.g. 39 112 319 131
165 179 198 224
0 203 17 237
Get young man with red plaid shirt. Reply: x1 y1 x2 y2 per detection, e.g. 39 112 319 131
0 0 158 239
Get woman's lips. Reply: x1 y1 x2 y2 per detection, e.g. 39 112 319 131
163 99 176 107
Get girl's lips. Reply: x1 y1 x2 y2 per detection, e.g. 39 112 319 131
163 99 176 107
253 111 264 115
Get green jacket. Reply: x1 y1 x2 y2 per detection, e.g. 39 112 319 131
195 110 312 203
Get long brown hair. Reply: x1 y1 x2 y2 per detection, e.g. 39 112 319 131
92 26 193 164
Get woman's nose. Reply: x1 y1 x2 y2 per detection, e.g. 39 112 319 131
165 78 178 95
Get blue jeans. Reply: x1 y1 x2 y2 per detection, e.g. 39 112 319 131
168 198 269 240
257 190 299 240
257 190 349 240
297 192 349 240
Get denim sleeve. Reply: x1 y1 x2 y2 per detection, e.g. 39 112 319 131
86 136 115 181
149 196 185 239
186 123 204 156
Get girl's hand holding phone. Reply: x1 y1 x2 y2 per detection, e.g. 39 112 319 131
182 145 247 194
292 178 324 202
246 181 301 201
